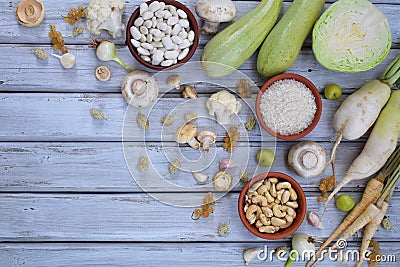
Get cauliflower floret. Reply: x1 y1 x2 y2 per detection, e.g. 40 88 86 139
86 0 126 38
206 90 242 124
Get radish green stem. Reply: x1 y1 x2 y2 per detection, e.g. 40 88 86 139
381 56 400 86
377 144 400 205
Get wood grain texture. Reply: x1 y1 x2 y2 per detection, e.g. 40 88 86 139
0 93 387 142
1 1 398 46
0 141 370 192
0 193 398 242
0 242 399 267
1 0 400 264
0 47 398 93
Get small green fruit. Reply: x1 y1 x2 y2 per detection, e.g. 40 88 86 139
324 84 342 100
336 194 355 211
257 149 275 167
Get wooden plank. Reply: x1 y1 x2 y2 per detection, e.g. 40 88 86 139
0 46 399 93
1 1 398 46
0 242 399 267
0 92 387 141
0 141 375 192
0 193 398 242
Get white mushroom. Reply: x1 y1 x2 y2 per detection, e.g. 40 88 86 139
206 90 242 125
288 141 327 178
213 171 232 191
197 130 216 152
16 0 45 27
195 0 236 35
166 74 181 91
121 70 159 108
174 124 200 149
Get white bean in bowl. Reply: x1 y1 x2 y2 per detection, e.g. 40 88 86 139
130 1 195 67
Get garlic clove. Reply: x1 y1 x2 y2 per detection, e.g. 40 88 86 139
52 53 76 69
243 247 261 265
307 211 323 229
219 159 239 171
192 172 209 183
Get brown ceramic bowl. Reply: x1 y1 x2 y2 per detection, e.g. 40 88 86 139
238 172 306 240
126 0 199 70
255 73 322 140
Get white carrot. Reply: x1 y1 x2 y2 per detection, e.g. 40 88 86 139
357 201 389 267
310 203 380 267
305 176 383 267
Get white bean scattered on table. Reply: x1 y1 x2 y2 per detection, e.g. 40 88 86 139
130 1 195 66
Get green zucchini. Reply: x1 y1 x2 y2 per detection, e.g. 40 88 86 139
257 0 325 77
201 0 283 78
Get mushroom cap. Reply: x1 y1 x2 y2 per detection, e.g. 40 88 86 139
166 74 181 87
16 0 45 27
121 70 159 108
95 65 111 81
214 171 232 191
174 124 197 143
197 130 216 144
195 0 236 22
288 141 327 178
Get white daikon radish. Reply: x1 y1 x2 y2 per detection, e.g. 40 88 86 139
328 56 400 177
326 89 400 206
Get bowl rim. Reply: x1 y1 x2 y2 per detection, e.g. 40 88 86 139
125 0 200 70
238 171 306 240
255 73 322 140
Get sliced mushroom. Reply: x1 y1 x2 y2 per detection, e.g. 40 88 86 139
195 0 236 35
288 141 327 178
121 70 159 108
174 124 200 149
182 85 198 99
95 66 111 81
213 171 232 191
16 0 45 27
166 74 181 91
197 130 216 152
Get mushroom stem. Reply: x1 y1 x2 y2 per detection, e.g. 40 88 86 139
301 151 319 170
131 79 147 96
201 21 220 35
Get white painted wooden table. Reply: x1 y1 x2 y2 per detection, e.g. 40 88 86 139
0 0 399 266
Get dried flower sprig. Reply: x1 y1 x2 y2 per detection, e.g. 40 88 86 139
192 192 215 220
49 24 68 54
63 6 86 25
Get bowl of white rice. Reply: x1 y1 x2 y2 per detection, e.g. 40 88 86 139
256 73 322 140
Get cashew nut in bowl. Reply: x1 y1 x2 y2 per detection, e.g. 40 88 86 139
242 176 302 235
282 190 291 204
289 187 298 201
252 195 268 207
259 225 276 233
245 204 259 224
276 182 291 190
271 217 286 227
273 204 286 218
